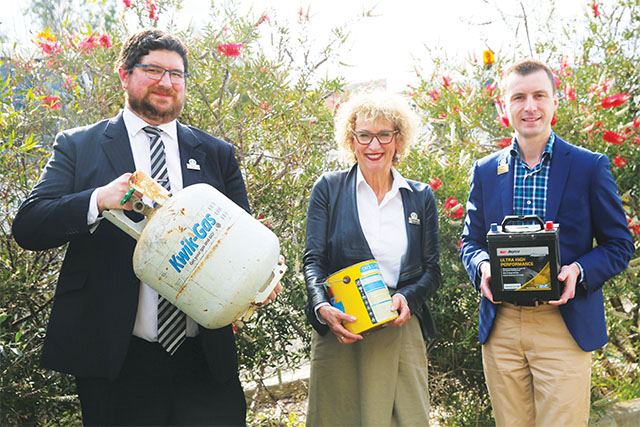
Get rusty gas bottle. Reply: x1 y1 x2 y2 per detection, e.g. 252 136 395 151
103 171 286 329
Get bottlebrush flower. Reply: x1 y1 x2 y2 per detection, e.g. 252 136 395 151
563 84 576 101
602 130 625 145
559 57 572 77
612 154 627 168
42 95 61 109
551 114 557 126
98 33 112 49
600 93 629 108
445 197 466 218
485 82 497 98
256 13 269 26
218 43 244 57
483 50 495 66
146 0 158 21
78 34 97 52
592 1 600 17
551 71 561 89
35 30 62 55
442 76 452 88
497 138 511 148
428 90 440 101
123 0 133 9
429 178 443 191
497 112 510 128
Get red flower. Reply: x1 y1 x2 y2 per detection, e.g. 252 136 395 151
122 0 133 9
442 76 452 88
551 114 557 126
563 84 575 101
600 93 629 108
633 116 640 128
78 34 98 53
443 199 465 218
218 43 244 57
429 178 443 191
585 121 602 134
602 130 625 145
592 1 600 17
260 102 271 112
457 239 462 251
497 112 510 128
146 0 158 21
35 31 62 55
612 154 627 168
559 57 572 77
256 13 269 26
42 95 61 110
551 70 561 89
628 219 640 235
98 33 112 49
633 137 640 145
428 90 440 101
485 82 497 98
497 138 511 149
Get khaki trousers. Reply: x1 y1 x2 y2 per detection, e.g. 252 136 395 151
482 302 592 427
307 315 429 427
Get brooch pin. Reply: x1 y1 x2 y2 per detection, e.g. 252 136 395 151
408 212 420 225
186 158 201 170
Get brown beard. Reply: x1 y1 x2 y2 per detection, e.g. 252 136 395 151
127 88 184 124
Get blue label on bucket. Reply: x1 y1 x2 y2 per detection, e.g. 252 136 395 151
360 262 379 274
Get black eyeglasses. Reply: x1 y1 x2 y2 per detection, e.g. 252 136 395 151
351 129 399 145
133 64 189 85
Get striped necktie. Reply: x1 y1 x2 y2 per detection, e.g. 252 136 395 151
143 126 187 355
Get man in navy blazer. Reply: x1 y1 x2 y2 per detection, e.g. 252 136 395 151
12 29 266 425
460 59 633 426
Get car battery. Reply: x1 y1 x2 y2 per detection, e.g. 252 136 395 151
486 215 563 302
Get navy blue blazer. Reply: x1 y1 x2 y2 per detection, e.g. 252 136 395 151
303 166 441 341
460 135 634 351
12 112 249 381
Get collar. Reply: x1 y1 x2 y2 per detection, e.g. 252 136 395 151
510 130 556 161
123 106 178 141
355 165 412 194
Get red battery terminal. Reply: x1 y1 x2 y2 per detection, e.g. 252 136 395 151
545 221 554 231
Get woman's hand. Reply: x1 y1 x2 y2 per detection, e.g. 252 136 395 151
387 293 410 327
317 305 363 344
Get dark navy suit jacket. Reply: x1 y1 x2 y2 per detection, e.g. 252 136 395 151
12 112 249 381
460 135 634 351
303 166 441 341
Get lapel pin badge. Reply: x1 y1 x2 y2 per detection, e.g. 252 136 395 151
186 158 201 171
497 158 509 175
408 212 420 225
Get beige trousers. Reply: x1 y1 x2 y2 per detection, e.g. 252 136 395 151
306 315 429 427
482 302 592 427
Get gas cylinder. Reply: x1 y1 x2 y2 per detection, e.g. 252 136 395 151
103 171 286 329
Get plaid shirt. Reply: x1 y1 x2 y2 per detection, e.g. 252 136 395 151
511 132 555 220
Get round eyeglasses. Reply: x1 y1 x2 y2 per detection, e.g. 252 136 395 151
133 64 189 85
351 129 399 145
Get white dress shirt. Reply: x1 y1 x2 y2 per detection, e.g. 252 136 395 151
355 165 409 288
88 106 199 341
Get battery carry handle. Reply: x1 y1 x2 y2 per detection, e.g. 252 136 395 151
501 215 544 231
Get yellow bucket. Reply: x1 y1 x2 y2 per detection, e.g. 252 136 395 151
325 260 399 334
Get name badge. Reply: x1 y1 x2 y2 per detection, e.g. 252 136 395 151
408 212 420 225
186 158 201 170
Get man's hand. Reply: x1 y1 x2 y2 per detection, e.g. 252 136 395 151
548 263 580 306
479 261 500 304
317 305 363 344
387 293 410 327
97 173 136 213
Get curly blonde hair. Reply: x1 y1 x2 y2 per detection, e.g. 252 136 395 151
335 91 419 166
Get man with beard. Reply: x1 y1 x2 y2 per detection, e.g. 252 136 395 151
12 29 272 426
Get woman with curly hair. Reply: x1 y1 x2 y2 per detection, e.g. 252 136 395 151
304 91 441 426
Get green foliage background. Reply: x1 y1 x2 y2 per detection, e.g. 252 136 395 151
1 0 638 425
